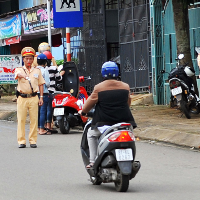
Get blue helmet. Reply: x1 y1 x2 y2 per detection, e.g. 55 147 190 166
37 53 47 60
101 61 119 78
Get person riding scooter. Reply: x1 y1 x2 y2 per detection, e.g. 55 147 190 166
78 61 137 168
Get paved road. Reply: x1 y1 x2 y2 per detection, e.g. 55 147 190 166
0 120 200 200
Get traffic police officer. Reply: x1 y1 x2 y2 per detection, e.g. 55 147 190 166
15 47 45 148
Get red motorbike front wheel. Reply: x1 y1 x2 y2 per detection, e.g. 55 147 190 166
58 116 70 134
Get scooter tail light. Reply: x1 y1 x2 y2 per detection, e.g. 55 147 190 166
170 81 180 88
108 131 135 142
120 123 131 126
108 132 121 141
172 81 176 85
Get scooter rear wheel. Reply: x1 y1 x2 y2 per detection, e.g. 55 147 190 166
180 99 191 119
114 172 129 192
58 116 70 134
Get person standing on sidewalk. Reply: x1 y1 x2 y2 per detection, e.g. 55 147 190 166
36 53 51 135
43 51 65 133
15 47 45 148
32 42 57 67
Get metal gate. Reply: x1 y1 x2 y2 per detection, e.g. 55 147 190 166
118 0 151 93
70 0 106 94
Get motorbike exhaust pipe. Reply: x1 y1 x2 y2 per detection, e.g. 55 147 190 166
130 161 141 179
188 94 194 101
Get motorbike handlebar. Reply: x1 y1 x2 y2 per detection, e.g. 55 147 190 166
79 76 91 83
86 108 95 118
79 108 95 118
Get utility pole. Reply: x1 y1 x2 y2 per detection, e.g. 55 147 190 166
47 0 52 49
66 28 71 61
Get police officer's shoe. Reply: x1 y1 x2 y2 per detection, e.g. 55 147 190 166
30 144 37 148
19 144 26 148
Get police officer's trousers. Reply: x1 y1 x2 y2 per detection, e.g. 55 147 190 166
17 96 39 145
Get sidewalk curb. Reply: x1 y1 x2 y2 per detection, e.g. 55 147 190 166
0 111 17 121
134 127 200 149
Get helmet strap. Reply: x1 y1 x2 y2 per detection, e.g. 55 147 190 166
103 76 118 80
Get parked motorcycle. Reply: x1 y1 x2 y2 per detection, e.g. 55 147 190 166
53 76 91 134
80 113 141 192
161 54 200 119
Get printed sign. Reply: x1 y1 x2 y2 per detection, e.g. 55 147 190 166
21 5 54 34
55 0 80 12
0 55 22 84
0 14 21 40
5 36 20 45
53 0 83 28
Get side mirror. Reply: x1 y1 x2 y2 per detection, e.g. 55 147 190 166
178 54 184 60
160 70 165 73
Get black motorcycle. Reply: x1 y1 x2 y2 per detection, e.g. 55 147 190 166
161 54 200 119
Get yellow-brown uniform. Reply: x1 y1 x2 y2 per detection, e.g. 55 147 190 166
15 64 45 146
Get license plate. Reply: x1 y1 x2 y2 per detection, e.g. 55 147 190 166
53 108 64 116
115 148 133 161
171 86 182 96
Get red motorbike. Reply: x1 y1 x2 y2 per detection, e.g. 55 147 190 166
53 76 91 134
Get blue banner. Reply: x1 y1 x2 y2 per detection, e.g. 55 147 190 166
0 14 22 40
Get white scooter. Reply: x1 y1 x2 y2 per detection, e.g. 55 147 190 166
80 113 141 192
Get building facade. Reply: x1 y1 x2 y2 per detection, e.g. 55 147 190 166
151 0 200 104
0 0 152 95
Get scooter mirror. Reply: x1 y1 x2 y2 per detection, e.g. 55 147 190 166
178 54 184 60
160 70 165 73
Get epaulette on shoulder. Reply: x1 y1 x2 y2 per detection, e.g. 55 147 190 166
35 67 41 71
